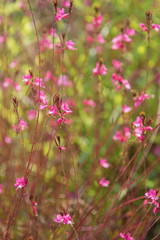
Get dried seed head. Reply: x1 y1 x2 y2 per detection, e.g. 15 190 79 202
94 6 99 14
12 97 18 110
99 58 103 67
146 11 152 27
119 24 124 33
69 0 73 15
53 0 58 14
29 70 33 78
131 90 137 97
57 136 61 145
140 112 145 124
147 117 153 126
62 32 66 41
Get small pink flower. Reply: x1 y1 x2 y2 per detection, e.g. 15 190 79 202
57 118 63 124
48 106 57 115
66 40 77 50
152 23 160 32
58 146 66 151
44 71 52 82
14 83 22 92
125 27 135 36
61 102 72 115
22 73 32 85
99 178 110 187
14 177 28 190
111 73 130 90
34 77 44 87
3 78 13 88
139 23 148 32
120 232 133 240
33 201 38 216
100 159 110 169
112 59 123 72
55 213 73 225
93 14 104 27
113 127 130 143
122 105 132 113
93 62 108 76
54 8 69 22
133 92 151 108
0 184 3 194
19 119 27 131
4 136 12 144
97 34 105 44
83 99 96 108
145 189 158 204
10 59 18 68
58 75 72 86
61 0 70 7
40 35 53 51
28 110 36 120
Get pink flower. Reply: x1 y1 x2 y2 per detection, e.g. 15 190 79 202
99 158 110 169
33 201 38 216
14 83 22 92
99 178 110 187
0 184 3 194
125 27 135 36
111 73 130 90
48 106 57 115
58 75 72 86
133 92 151 108
44 71 52 82
40 35 53 51
34 77 44 87
145 189 158 204
61 0 70 7
54 8 69 22
28 110 36 120
153 202 160 215
112 33 132 52
66 40 77 50
132 116 152 142
4 136 12 144
151 23 160 32
113 127 130 143
10 59 18 68
112 59 123 72
122 105 132 113
58 146 66 151
57 118 63 124
97 34 105 44
120 232 133 240
61 102 72 115
14 177 28 190
12 119 27 132
83 99 96 108
55 213 73 225
93 62 108 76
22 73 32 85
3 78 13 88
139 23 148 32
93 14 104 27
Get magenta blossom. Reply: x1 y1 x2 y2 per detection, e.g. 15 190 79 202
133 92 151 108
97 34 105 44
120 232 133 240
34 77 44 87
111 73 130 90
100 158 110 169
54 8 69 22
122 105 132 113
140 23 160 33
145 189 158 204
23 73 32 85
55 213 73 225
99 178 110 187
33 201 38 216
93 62 108 76
132 116 152 142
93 14 104 27
14 177 28 190
28 110 36 120
65 40 77 50
3 78 13 88
0 184 3 194
112 59 123 72
83 99 96 108
113 127 130 143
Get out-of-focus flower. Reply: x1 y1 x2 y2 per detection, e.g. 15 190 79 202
93 14 104 28
97 34 105 44
28 110 36 120
111 73 130 90
99 159 110 169
22 73 32 85
133 92 151 108
113 127 130 143
4 136 12 144
66 40 77 50
93 62 108 76
3 78 13 88
54 8 69 22
99 178 110 187
122 105 132 113
0 184 3 194
10 59 18 68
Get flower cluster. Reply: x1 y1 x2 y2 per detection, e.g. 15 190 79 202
54 8 69 22
100 158 110 169
132 116 152 142
93 61 108 76
112 27 135 52
111 73 130 91
93 14 104 28
14 177 28 190
133 92 151 108
144 189 160 215
12 119 28 133
55 213 73 225
113 127 130 143
140 23 160 33
120 232 133 240
99 178 110 187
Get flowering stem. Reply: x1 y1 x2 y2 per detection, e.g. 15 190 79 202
71 224 79 240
